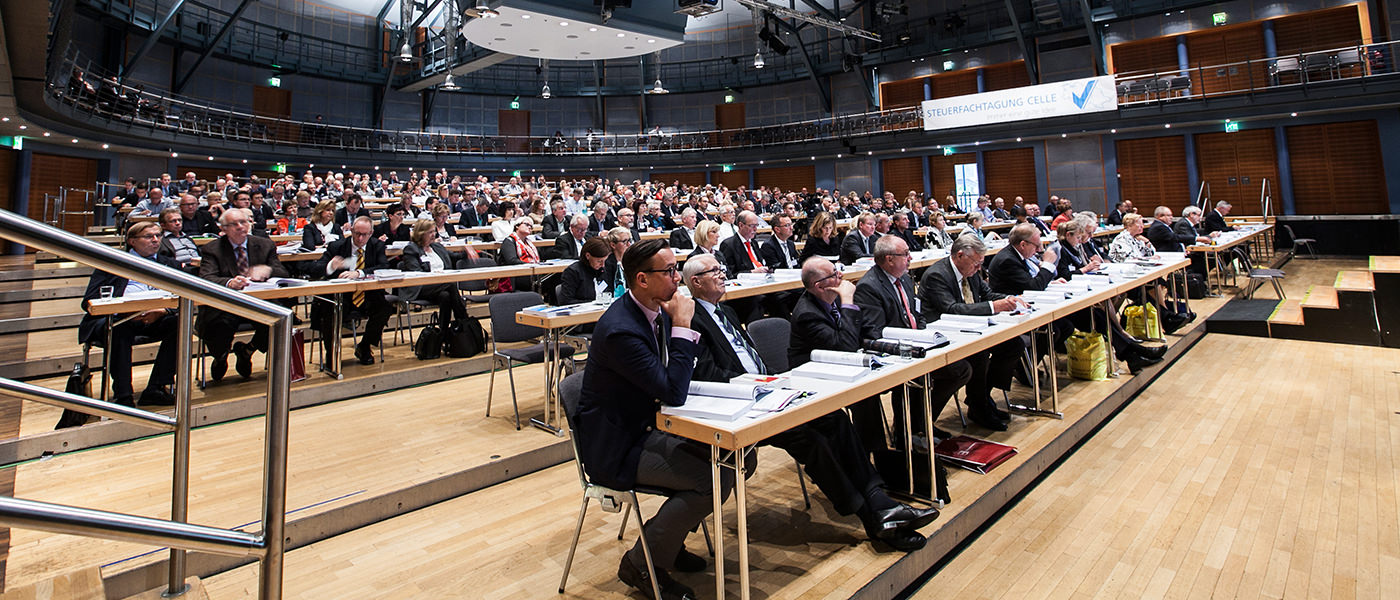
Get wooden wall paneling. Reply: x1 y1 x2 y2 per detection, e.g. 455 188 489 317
880 157 925 199
1108 36 1178 75
657 172 706 187
176 166 231 184
252 85 294 143
879 77 927 109
1115 136 1188 210
753 165 816 193
1185 23 1264 96
0 148 15 254
928 153 977 204
1286 120 1388 215
1273 4 1364 55
711 169 749 189
714 103 745 146
498 110 531 153
1194 129 1276 214
983 61 1032 91
28 153 98 236
930 70 978 99
983 147 1038 201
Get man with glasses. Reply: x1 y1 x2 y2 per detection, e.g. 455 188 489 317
198 208 290 382
987 223 1059 296
852 235 972 454
74 222 182 411
175 193 219 236
312 216 392 366
575 239 754 600
156 207 200 272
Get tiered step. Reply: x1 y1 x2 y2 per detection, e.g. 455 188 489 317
1267 270 1381 345
118 578 210 600
0 567 104 600
1267 298 1305 327
1371 255 1400 348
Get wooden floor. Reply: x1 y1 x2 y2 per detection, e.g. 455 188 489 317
914 333 1400 600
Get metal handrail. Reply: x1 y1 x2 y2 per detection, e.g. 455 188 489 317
0 378 175 430
0 209 291 599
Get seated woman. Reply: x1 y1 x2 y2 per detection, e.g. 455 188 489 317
690 219 721 256
302 200 341 249
374 204 413 243
491 201 519 242
924 211 955 250
964 212 1000 242
1050 220 1101 280
558 238 615 305
798 211 841 263
497 217 542 266
400 220 468 330
604 226 634 298
1109 212 1188 333
430 203 457 241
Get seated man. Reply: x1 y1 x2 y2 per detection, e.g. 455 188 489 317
312 216 392 366
198 208 290 381
918 235 1024 431
156 207 200 272
175 193 220 236
78 222 181 407
853 235 972 451
684 255 938 552
129 187 171 218
839 212 880 265
574 240 753 600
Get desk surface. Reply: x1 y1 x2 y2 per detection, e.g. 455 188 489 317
1187 224 1273 252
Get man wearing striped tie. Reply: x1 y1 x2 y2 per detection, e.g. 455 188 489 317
313 216 391 366
198 208 289 381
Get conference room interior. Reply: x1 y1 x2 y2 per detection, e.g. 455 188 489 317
0 0 1398 598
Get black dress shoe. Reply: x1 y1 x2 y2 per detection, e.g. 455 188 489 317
210 353 228 382
233 342 253 379
968 408 1008 431
618 557 695 600
139 387 176 407
989 404 1011 422
930 426 953 442
1162 314 1188 335
354 344 376 365
873 503 941 533
866 525 928 552
672 548 706 573
1126 354 1162 374
1136 344 1167 360
112 394 136 408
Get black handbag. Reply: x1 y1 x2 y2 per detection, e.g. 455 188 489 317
414 315 443 360
54 362 93 429
443 318 488 358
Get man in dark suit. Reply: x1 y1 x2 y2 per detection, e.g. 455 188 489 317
1201 200 1236 235
668 208 697 250
1145 206 1199 253
759 214 800 271
457 199 492 229
540 199 569 240
198 208 290 381
682 255 938 552
551 214 589 261
852 235 972 452
986 223 1058 296
587 201 617 236
918 235 1024 431
175 193 219 236
1173 206 1218 277
78 222 181 407
575 239 751 599
312 216 392 366
839 212 880 265
888 211 923 252
1106 200 1133 226
717 211 769 276
1024 203 1053 236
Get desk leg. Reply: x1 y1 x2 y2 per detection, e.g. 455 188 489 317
711 442 726 600
901 381 914 497
1008 325 1063 419
315 296 344 380
1104 302 1122 378
1207 249 1224 297
734 446 750 600
1046 329 1060 413
529 327 564 436
920 375 945 508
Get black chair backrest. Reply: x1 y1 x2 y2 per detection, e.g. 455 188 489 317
488 291 545 344
458 257 498 292
559 370 586 428
746 317 791 374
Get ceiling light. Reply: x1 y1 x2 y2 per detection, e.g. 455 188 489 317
1016 137 1022 142
71 138 78 143
474 1 497 17
1 117 8 122
171 152 179 157
18 125 25 129
242 159 248 163
541 82 552 99
520 14 530 19
617 33 625 37
589 27 598 31
42 132 50 136
559 21 568 26
647 39 656 43
753 52 765 69
1290 112 1298 117
1110 128 1117 133
442 73 460 91
102 144 109 149
1164 124 1171 128
398 40 413 62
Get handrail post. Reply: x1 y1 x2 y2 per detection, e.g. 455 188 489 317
166 299 194 597
259 316 292 600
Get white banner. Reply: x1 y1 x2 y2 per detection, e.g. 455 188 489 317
921 75 1117 131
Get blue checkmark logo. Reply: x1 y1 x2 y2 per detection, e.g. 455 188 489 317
1072 80 1096 109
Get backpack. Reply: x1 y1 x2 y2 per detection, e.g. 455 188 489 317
414 315 443 360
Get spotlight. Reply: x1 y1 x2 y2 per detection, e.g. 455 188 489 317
753 52 765 69
649 79 669 94
541 83 552 99
474 2 497 18
442 73 460 90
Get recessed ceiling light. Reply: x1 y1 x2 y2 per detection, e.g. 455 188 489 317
867 151 873 155
560 21 568 26
1061 133 1068 137
1290 112 1298 117
589 27 598 31
617 33 625 37
18 125 25 129
171 152 179 157
42 132 50 136
71 138 78 143
1016 137 1022 142
102 144 109 149
242 159 248 163
647 39 656 43
520 14 530 19
1110 128 1117 133
760 160 764 164
1164 124 1171 128
1 117 8 122
208 156 214 160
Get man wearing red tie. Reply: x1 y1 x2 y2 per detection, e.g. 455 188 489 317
852 235 972 459
716 210 769 322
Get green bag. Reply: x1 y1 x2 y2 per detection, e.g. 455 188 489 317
1066 331 1110 381
1123 302 1162 340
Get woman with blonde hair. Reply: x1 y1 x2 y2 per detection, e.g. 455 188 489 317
401 219 468 331
798 211 841 263
691 220 721 256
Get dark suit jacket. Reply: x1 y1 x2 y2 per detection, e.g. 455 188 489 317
1106 209 1127 226
373 221 412 243
334 207 371 228
1172 218 1204 244
890 226 923 252
918 258 1006 322
301 223 340 249
79 253 181 344
788 291 863 367
758 236 799 271
690 301 758 382
718 235 763 275
1146 220 1194 253
588 214 617 234
1028 217 1053 236
458 209 491 228
553 230 585 260
541 214 568 239
198 235 289 288
398 242 455 302
180 210 220 236
312 237 388 280
669 227 695 250
986 245 1054 295
853 266 923 341
839 231 879 265
559 260 613 305
799 235 841 264
1052 241 1094 280
575 296 700 490
1201 210 1235 234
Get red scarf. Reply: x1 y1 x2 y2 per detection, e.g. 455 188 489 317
513 234 539 263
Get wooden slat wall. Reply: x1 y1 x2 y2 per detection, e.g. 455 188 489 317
253 86 294 144
0 148 16 254
1273 5 1364 55
754 165 816 193
711 169 749 189
1195 129 1276 215
176 166 231 183
1115 136 1188 210
657 172 706 187
880 157 924 199
983 148 1037 201
1185 23 1266 96
879 77 927 109
714 103 745 145
928 154 977 202
1108 36 1178 75
983 61 1032 91
931 70 979 99
498 110 531 153
1286 120 1388 215
28 153 98 236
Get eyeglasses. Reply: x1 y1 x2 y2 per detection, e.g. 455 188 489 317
132 233 161 240
697 266 727 279
642 265 679 277
815 270 843 284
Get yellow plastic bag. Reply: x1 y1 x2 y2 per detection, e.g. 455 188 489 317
1066 331 1110 381
1123 302 1162 340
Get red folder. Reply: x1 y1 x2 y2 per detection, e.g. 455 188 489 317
934 435 1018 474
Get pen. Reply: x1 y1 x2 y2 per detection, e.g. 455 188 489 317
959 329 983 335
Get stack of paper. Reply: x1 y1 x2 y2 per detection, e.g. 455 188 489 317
662 381 759 421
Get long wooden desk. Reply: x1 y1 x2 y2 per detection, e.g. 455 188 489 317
1187 224 1274 295
651 256 1191 599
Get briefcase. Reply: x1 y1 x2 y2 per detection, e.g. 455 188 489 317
54 362 93 430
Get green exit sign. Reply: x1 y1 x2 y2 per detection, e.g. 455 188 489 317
1212 12 1227 26
267 76 281 87
721 164 733 172
943 146 955 156
511 170 522 178
1224 122 1240 133
272 163 286 174
724 94 734 103
509 96 521 110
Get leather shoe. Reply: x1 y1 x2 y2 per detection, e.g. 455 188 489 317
1162 314 1188 336
968 408 1008 431
210 353 228 382
618 557 695 600
139 387 176 407
672 548 706 573
1126 354 1162 374
868 525 928 552
233 342 253 379
1135 344 1167 360
354 344 376 365
989 404 1011 422
874 503 941 533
